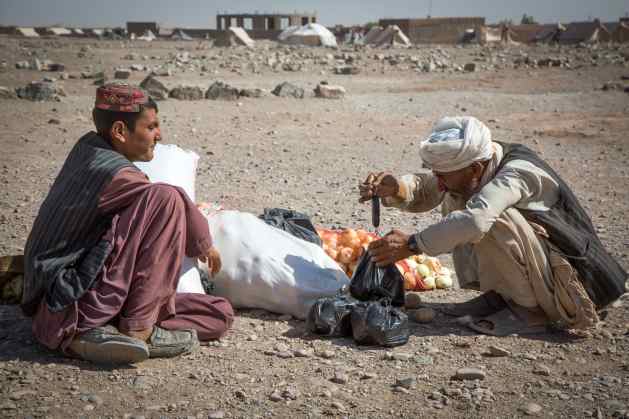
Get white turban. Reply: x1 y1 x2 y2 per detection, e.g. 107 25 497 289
419 116 493 173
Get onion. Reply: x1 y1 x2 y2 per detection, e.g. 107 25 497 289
340 228 359 246
421 275 436 290
436 273 453 289
338 247 354 264
416 263 431 278
403 272 417 291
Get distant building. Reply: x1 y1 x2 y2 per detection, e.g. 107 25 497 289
126 21 159 37
216 12 317 40
378 17 485 44
560 19 612 44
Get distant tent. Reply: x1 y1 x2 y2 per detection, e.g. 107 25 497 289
46 27 72 36
171 29 193 41
477 26 502 44
279 23 337 47
560 20 612 44
88 28 104 38
72 28 85 36
369 25 411 47
476 25 519 45
363 26 384 44
138 29 156 41
215 27 255 48
16 27 39 37
613 22 629 43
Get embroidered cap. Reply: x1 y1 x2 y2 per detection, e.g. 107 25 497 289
94 82 149 112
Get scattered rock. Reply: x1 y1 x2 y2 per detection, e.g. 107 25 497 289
405 292 423 309
314 83 346 99
294 348 313 357
272 81 305 98
411 307 435 323
487 345 511 357
533 364 551 376
602 81 625 91
240 88 264 98
139 75 169 100
169 85 204 100
519 402 543 416
206 81 241 100
269 390 283 402
316 349 335 359
130 64 145 72
81 70 105 79
452 367 486 381
48 118 61 125
394 377 416 389
384 352 412 361
114 69 131 79
0 86 17 99
330 370 349 384
16 81 64 101
334 65 360 75
331 401 345 411
208 410 225 419
464 63 477 72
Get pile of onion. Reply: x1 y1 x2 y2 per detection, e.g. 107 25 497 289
317 228 453 290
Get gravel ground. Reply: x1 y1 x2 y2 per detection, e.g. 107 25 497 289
1 37 628 419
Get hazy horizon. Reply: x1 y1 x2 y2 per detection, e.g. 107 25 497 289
0 0 627 29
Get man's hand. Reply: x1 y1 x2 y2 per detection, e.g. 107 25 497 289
358 172 399 203
368 229 414 266
198 246 222 276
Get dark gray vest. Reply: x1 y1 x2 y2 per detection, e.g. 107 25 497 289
496 141 627 308
22 132 134 315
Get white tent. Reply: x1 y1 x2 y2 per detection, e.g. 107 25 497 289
171 29 193 41
47 27 72 36
278 23 337 47
228 27 255 47
138 29 156 41
363 26 384 44
370 25 411 47
16 27 39 37
72 28 85 36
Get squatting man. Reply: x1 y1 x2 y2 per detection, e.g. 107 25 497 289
361 116 626 335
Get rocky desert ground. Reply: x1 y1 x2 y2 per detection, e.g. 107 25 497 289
0 35 628 419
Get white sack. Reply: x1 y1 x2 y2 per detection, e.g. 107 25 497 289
134 143 205 294
201 210 350 319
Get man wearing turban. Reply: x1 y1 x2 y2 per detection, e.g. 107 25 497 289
360 116 626 335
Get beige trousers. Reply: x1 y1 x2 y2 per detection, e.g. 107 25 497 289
454 207 598 329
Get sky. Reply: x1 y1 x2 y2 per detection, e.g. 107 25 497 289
0 0 627 28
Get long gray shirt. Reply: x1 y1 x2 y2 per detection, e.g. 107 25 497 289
382 143 561 256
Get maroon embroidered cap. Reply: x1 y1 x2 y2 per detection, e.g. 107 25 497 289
94 82 149 112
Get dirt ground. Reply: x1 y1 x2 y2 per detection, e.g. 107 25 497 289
0 37 628 419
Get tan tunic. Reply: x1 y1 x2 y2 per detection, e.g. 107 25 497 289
383 143 597 328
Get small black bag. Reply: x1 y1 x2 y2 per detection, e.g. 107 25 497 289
260 208 322 246
306 294 359 337
350 299 409 347
349 251 405 307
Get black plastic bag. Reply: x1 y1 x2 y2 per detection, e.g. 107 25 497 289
306 294 359 337
349 251 405 307
260 208 322 246
350 299 409 347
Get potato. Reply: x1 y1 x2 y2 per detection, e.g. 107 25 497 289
436 274 453 289
405 292 423 309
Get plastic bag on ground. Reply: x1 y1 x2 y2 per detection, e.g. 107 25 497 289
306 293 359 337
260 208 322 246
200 210 349 319
350 299 409 347
349 251 405 307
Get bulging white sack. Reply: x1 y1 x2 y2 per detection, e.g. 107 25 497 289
200 210 350 319
134 143 205 294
